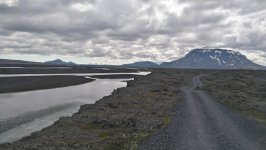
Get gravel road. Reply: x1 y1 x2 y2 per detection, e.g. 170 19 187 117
138 75 266 150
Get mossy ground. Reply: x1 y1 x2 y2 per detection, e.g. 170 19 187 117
201 70 266 126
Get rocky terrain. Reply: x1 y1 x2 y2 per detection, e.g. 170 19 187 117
0 69 198 149
201 70 266 125
1 69 266 150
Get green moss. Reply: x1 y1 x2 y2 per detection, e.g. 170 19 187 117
202 72 266 127
80 123 98 130
102 132 151 150
104 139 127 150
140 102 152 110
163 115 170 127
245 110 266 125
124 132 150 150
99 131 114 138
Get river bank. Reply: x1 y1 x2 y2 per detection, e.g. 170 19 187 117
0 69 199 150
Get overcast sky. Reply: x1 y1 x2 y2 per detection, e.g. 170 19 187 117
0 0 266 65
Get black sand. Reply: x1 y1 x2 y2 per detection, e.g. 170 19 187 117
89 74 140 79
0 76 94 93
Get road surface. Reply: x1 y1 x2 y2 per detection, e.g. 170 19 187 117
138 75 266 150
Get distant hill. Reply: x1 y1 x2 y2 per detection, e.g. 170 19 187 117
123 61 159 68
0 59 38 65
160 49 264 69
44 59 76 66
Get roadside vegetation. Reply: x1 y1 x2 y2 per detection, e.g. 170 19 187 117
202 70 266 125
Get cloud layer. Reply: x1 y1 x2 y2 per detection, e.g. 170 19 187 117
0 0 266 65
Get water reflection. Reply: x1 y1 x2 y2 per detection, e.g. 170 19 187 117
0 78 128 143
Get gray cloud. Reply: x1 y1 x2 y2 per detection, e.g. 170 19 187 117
0 0 266 65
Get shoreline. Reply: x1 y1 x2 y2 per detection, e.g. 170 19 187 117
0 69 197 149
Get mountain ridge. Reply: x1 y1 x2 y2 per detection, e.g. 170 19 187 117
122 61 159 68
160 49 264 69
44 59 76 66
0 59 39 65
123 49 265 70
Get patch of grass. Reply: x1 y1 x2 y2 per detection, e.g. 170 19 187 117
163 115 170 127
245 110 266 125
105 138 127 150
139 102 153 110
98 131 114 138
80 123 98 130
104 132 150 150
124 132 150 150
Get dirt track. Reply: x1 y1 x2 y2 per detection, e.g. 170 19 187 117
138 75 266 150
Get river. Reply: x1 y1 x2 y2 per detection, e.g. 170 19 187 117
0 72 150 144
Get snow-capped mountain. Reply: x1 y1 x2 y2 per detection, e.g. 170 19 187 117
160 49 264 69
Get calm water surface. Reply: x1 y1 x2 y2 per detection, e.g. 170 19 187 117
0 77 134 144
